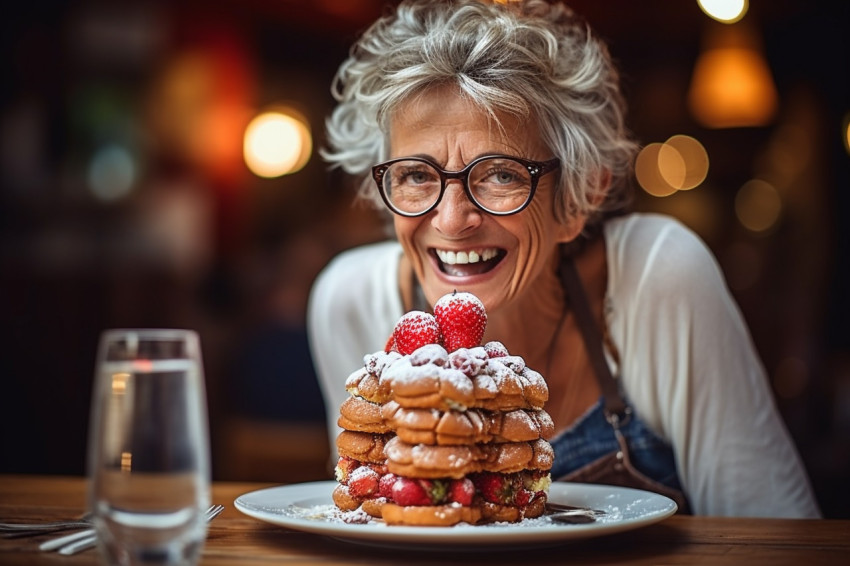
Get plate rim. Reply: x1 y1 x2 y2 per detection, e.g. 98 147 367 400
234 480 677 547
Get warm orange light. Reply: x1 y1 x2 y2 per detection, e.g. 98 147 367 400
688 25 778 128
659 135 709 190
735 179 782 233
244 109 312 178
147 46 254 185
111 373 130 395
121 451 133 472
657 142 687 190
637 135 710 197
636 143 678 197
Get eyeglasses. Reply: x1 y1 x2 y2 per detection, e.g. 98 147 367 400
371 154 560 217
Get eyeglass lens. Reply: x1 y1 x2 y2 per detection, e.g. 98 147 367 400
381 157 534 214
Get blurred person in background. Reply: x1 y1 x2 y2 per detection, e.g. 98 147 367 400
308 0 820 518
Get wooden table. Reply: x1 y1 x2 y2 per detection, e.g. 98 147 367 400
1 475 847 565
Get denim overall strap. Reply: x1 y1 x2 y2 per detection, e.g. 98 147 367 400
555 250 690 512
557 252 627 419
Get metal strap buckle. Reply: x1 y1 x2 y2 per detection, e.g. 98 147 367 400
605 405 633 429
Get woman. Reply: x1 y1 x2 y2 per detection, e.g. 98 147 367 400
307 0 820 518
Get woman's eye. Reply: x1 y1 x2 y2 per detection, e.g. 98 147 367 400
396 168 434 185
407 171 429 183
480 167 521 186
493 170 516 183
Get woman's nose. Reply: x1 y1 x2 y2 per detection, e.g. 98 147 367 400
430 180 483 235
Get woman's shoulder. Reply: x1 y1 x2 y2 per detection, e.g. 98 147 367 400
605 212 707 255
311 240 401 305
308 240 403 344
604 212 725 298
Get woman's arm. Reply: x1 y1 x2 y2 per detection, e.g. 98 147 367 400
306 241 405 459
607 214 820 517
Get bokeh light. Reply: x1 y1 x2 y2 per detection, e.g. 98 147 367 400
735 179 782 233
243 110 312 178
697 0 748 24
88 144 136 201
688 46 778 128
636 143 678 197
657 142 687 190
660 135 709 190
636 135 710 197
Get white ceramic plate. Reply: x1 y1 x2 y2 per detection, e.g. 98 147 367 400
234 481 677 549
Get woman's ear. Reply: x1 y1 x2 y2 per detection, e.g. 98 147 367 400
555 168 612 243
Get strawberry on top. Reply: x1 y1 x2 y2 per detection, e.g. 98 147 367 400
434 291 487 351
388 290 488 354
392 311 441 355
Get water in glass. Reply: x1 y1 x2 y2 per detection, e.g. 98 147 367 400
87 331 210 566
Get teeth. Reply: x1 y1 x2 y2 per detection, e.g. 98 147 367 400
436 248 499 265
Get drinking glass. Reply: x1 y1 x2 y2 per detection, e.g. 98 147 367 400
87 329 211 566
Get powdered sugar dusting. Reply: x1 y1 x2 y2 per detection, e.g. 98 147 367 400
408 343 448 366
239 499 622 528
362 341 547 410
383 356 474 395
364 350 402 374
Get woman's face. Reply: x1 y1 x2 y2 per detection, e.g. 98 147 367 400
388 86 579 312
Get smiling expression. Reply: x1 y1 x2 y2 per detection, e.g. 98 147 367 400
388 85 579 312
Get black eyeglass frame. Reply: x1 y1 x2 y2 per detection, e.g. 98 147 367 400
371 154 561 217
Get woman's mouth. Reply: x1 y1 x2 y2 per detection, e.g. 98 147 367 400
432 247 505 277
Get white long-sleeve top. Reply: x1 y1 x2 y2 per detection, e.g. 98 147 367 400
307 212 821 518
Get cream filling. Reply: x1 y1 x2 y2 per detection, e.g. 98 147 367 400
435 248 500 265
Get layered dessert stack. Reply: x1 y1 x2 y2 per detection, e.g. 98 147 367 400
332 292 554 526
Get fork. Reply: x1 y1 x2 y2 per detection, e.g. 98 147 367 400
40 504 225 556
0 516 92 537
544 502 607 524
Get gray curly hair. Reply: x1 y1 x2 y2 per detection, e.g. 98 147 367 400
322 0 637 227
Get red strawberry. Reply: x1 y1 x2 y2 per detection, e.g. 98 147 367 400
371 463 389 476
434 291 487 351
391 477 431 506
384 335 396 353
420 479 448 504
393 311 442 355
472 472 513 505
484 341 509 358
335 457 358 483
449 478 475 506
514 488 532 508
347 466 380 498
378 473 397 499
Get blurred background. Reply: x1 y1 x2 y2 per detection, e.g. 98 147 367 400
1 0 847 518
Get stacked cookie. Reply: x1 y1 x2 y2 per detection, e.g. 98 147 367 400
332 292 554 526
333 349 399 517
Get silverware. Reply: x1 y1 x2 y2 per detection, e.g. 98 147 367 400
0 516 91 537
545 502 606 524
38 528 94 551
40 504 225 556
